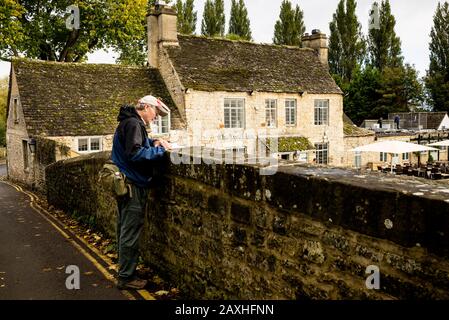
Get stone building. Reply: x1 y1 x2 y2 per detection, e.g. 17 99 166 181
147 4 345 165
6 59 183 188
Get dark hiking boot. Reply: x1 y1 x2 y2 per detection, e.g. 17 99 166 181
117 277 148 290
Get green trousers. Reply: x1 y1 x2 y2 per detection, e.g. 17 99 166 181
116 184 149 280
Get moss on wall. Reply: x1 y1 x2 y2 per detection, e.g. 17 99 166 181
268 136 314 152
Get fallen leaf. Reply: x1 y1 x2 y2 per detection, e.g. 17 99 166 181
34 234 41 237
108 265 118 271
42 268 52 272
155 290 169 296
56 266 65 270
91 283 98 287
84 271 94 276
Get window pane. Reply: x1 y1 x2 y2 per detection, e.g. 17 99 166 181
314 100 329 125
266 99 277 128
224 98 244 128
78 139 88 151
315 143 328 164
90 138 100 151
161 115 169 133
285 99 296 125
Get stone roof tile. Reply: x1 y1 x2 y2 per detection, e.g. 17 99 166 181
165 35 343 94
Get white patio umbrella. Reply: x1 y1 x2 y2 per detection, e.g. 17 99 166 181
351 140 439 172
429 140 449 147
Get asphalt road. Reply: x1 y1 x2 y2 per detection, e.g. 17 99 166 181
0 161 6 177
0 164 128 300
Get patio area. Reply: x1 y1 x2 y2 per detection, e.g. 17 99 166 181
377 161 449 180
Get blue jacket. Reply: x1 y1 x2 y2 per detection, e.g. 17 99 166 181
111 105 165 188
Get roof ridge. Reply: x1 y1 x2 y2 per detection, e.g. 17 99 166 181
177 34 315 52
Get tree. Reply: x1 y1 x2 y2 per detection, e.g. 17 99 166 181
344 66 382 125
425 2 449 112
345 64 424 124
293 4 306 46
0 0 148 63
201 0 225 37
377 64 424 114
368 0 403 70
273 0 305 46
176 0 197 35
328 0 366 82
228 0 252 41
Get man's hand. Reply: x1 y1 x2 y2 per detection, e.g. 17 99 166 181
153 138 172 150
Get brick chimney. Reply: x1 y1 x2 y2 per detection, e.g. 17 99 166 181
147 1 179 68
302 29 328 69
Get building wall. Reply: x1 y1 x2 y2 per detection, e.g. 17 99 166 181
343 135 376 168
6 68 33 184
183 91 345 166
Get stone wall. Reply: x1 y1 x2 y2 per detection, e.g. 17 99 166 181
46 150 449 299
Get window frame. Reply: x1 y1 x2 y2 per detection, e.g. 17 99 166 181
151 113 171 134
354 151 362 169
76 136 103 153
265 99 277 128
314 99 329 126
285 99 297 127
315 143 329 165
380 152 388 162
224 98 245 129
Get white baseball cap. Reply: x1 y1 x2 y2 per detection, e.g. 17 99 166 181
138 95 170 117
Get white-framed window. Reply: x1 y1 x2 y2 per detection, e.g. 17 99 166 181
380 152 388 162
224 98 245 129
315 143 328 164
152 114 170 134
265 99 277 128
285 99 297 126
402 153 409 161
77 137 102 153
314 100 329 125
354 151 362 168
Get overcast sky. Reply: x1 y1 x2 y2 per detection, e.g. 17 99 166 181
0 0 442 79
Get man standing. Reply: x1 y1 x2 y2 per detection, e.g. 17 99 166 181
111 95 171 290
394 115 400 130
377 117 383 129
